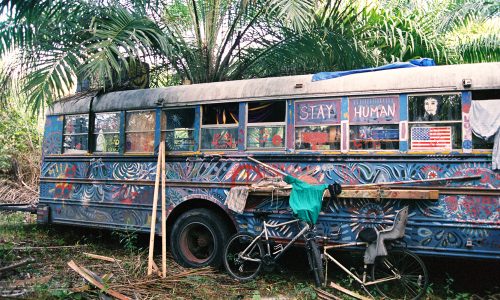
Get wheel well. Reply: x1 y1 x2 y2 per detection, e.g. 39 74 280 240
166 199 237 239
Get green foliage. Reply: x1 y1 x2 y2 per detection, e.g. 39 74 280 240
293 282 317 299
0 103 41 176
112 228 142 254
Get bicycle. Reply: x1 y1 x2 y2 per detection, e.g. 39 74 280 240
223 210 324 287
321 206 429 300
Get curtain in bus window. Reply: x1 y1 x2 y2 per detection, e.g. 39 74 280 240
248 102 286 123
126 111 155 153
247 126 284 148
294 99 341 151
247 101 286 149
350 125 399 150
295 126 340 150
201 128 238 149
63 114 89 153
94 112 120 152
348 96 400 150
470 100 500 169
203 103 239 125
164 108 196 151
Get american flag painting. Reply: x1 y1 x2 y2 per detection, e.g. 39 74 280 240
411 127 452 150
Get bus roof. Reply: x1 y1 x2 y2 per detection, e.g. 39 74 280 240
49 62 500 115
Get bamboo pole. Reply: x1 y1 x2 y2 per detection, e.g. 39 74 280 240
247 156 480 187
161 142 167 278
147 143 163 276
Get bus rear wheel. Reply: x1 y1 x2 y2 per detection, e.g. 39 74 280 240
170 208 230 268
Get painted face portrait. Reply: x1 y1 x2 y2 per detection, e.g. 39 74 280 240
424 97 438 116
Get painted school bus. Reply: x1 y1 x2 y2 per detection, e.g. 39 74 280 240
39 62 500 267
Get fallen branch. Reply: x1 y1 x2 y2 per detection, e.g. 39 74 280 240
329 282 372 300
67 260 130 300
83 252 122 263
0 275 52 289
314 287 342 300
12 245 87 251
0 258 34 273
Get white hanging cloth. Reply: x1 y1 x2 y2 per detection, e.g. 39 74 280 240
470 99 500 169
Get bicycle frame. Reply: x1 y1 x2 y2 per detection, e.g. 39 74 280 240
239 219 311 263
323 243 401 286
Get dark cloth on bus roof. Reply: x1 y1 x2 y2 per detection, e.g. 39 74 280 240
284 175 328 224
312 58 436 82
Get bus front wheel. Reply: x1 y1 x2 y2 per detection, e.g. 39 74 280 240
170 208 230 268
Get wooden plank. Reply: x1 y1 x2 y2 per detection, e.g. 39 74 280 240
251 188 439 200
67 260 130 300
339 189 439 200
161 143 167 278
147 143 163 276
329 281 371 300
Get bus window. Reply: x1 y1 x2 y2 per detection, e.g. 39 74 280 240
471 90 498 150
162 108 196 151
247 101 286 149
348 96 399 150
294 99 341 151
125 110 155 153
94 112 120 153
201 103 239 150
63 114 89 154
472 133 494 149
408 94 462 150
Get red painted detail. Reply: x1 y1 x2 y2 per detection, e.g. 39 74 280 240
272 134 283 146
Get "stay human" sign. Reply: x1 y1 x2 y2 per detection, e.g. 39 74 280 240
295 99 341 126
349 96 400 124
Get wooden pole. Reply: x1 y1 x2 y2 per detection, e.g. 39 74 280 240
147 142 163 276
161 141 167 278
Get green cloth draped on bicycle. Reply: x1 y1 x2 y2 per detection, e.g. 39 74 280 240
284 175 328 224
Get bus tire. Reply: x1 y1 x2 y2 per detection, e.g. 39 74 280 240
170 208 230 268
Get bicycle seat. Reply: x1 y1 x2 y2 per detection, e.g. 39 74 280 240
363 206 409 264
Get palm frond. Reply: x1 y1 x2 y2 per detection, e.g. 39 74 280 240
80 6 170 89
19 48 80 114
269 0 316 32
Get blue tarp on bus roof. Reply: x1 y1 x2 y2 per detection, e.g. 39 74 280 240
312 58 436 82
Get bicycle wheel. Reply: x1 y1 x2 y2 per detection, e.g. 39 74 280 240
307 239 325 287
223 233 264 281
371 249 428 300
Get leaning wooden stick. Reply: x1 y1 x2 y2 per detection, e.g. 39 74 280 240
148 143 163 276
248 156 480 189
247 156 288 176
161 142 167 278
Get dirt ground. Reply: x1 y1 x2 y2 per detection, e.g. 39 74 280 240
0 211 499 300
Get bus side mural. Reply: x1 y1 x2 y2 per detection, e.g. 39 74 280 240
39 63 500 267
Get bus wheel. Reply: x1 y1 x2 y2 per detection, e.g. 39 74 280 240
170 208 230 268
